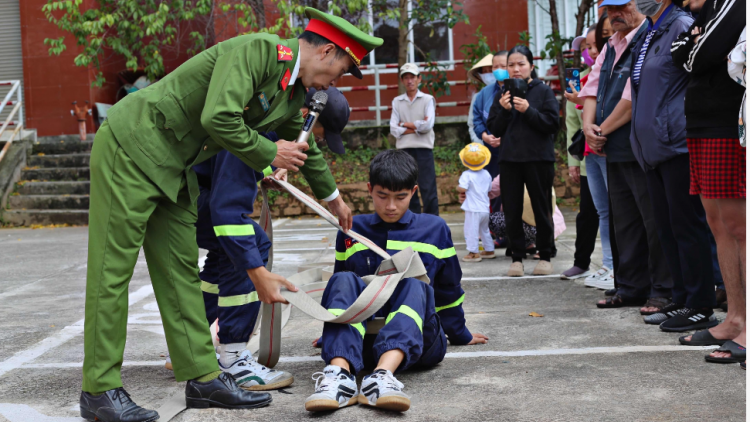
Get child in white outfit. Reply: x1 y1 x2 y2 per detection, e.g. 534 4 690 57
457 143 495 262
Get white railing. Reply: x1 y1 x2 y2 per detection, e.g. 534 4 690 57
341 59 565 125
0 80 24 164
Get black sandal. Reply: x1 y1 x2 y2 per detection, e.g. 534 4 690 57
640 297 671 315
705 341 747 364
679 329 732 346
597 294 647 309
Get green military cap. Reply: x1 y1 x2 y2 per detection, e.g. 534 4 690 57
304 7 384 79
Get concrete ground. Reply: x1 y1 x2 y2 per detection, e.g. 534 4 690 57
0 210 744 422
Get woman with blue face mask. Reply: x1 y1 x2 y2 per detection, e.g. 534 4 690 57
470 51 508 183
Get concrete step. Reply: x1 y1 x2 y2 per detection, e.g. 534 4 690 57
16 181 90 195
1 209 89 226
21 167 90 181
8 194 89 210
32 140 93 155
27 153 90 168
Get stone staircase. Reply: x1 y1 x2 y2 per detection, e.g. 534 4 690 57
3 135 92 226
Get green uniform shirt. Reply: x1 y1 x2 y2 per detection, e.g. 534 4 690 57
106 33 337 204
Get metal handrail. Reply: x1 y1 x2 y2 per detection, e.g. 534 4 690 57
0 80 24 165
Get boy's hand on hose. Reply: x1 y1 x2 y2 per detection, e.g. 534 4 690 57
467 332 489 345
327 196 353 232
247 266 299 304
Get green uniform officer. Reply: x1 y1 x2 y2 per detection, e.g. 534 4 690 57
79 8 382 422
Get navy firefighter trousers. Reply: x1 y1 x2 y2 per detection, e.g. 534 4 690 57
319 272 447 374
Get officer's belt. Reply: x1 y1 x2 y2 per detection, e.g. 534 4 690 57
249 177 429 369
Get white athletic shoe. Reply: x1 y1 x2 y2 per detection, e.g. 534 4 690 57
218 348 294 391
305 365 359 412
584 267 610 288
590 271 615 290
358 369 411 412
164 352 220 371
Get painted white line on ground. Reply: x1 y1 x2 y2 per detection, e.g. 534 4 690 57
0 403 80 422
272 218 289 228
273 227 336 232
21 345 716 369
442 345 717 358
462 275 563 281
0 285 154 378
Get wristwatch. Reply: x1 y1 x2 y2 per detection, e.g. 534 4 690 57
399 122 404 127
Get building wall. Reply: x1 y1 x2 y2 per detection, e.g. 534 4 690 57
19 0 528 136
338 0 529 123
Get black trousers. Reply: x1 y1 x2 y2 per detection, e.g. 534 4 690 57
573 176 600 269
402 148 439 216
644 154 716 309
608 161 672 299
500 161 555 262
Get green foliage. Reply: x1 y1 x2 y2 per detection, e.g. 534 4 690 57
517 30 532 47
42 0 370 87
459 25 492 88
537 31 572 62
419 52 451 98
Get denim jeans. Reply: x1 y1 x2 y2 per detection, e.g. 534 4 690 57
585 154 613 268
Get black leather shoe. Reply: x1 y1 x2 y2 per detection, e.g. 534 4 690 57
80 388 159 422
185 372 272 409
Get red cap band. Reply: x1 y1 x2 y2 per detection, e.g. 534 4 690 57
305 19 367 66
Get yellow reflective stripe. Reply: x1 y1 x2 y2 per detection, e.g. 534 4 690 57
335 243 369 261
385 305 423 333
435 294 465 312
328 308 365 338
200 280 219 294
218 291 259 307
213 224 255 237
386 240 457 259
262 166 273 177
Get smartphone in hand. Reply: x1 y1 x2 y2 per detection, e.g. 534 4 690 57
565 68 581 94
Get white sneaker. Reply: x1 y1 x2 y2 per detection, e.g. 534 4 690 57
591 270 615 290
358 369 411 412
218 347 294 390
305 365 359 412
584 267 610 288
164 351 220 371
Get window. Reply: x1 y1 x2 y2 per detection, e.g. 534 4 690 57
292 0 453 73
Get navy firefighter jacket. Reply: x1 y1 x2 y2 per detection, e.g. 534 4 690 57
334 211 473 345
194 132 277 271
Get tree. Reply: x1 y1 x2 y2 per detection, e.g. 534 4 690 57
372 0 469 96
43 0 369 87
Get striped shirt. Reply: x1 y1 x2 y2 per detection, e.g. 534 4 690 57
633 4 674 87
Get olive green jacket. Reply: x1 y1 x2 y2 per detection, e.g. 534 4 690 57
106 34 337 204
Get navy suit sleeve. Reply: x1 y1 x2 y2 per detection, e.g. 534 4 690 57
209 150 266 271
432 222 473 345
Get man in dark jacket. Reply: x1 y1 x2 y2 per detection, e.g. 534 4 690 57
628 0 718 331
580 0 674 312
672 0 746 362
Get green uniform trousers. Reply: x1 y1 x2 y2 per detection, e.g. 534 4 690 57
82 121 219 393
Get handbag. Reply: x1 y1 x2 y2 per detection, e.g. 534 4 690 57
568 129 586 161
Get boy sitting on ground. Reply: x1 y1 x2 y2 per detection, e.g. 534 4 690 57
305 150 488 413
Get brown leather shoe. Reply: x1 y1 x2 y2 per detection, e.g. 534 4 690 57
480 251 496 259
